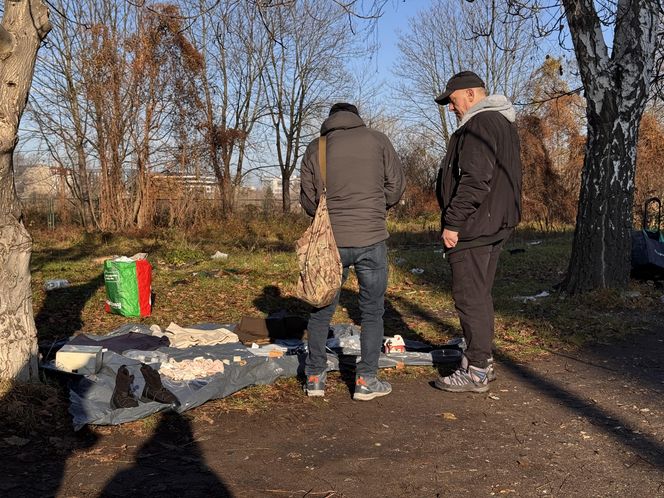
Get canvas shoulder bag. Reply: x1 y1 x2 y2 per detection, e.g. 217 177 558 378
295 135 343 307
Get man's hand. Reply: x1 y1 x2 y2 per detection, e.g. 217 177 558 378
442 228 459 249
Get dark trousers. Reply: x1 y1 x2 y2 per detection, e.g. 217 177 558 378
448 240 505 368
306 241 388 377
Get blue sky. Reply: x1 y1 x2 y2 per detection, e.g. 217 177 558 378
372 0 428 85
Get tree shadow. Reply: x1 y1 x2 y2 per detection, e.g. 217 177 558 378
34 272 105 344
100 412 231 497
495 347 664 470
252 284 312 316
0 364 99 497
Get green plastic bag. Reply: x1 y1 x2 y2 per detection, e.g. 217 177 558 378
104 257 152 317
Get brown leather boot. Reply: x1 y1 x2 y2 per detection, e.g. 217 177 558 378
110 365 139 409
140 363 180 407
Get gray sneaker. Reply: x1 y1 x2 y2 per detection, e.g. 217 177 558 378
434 365 490 393
305 371 326 397
353 375 392 401
461 355 496 382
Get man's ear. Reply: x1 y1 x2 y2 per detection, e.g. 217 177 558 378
466 88 475 102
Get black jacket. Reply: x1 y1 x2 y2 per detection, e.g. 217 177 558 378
300 111 405 247
436 103 522 251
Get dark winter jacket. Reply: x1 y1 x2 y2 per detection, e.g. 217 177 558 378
436 95 522 252
300 111 405 247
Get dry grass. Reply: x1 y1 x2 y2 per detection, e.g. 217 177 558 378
23 216 664 419
0 379 66 435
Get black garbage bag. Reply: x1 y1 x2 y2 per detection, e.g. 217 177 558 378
631 197 664 277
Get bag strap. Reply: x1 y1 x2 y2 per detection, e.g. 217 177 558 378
318 135 327 190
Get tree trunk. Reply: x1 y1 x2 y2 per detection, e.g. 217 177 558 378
281 171 291 213
0 0 51 381
564 105 639 291
561 0 658 293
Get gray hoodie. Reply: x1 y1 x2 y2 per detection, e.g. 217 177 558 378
457 94 516 129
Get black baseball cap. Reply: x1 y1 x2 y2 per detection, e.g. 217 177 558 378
329 102 359 116
434 71 486 105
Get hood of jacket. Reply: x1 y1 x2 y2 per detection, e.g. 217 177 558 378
321 110 365 135
457 94 516 129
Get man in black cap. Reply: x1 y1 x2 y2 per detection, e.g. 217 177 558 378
433 71 522 392
300 102 405 400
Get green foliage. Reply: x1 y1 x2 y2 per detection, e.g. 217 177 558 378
160 240 207 265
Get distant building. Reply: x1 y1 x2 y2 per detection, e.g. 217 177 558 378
149 173 219 200
263 176 300 197
16 165 63 200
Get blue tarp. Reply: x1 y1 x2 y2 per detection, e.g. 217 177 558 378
47 323 461 429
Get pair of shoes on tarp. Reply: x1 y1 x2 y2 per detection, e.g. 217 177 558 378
111 363 180 409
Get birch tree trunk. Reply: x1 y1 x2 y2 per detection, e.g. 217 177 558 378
562 0 658 293
0 0 51 380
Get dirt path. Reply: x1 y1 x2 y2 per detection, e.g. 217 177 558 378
4 328 664 498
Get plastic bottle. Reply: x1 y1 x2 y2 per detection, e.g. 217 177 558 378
43 279 71 291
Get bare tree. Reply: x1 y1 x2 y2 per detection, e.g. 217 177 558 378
82 2 137 231
190 0 270 217
261 0 365 212
127 4 203 229
393 0 537 149
31 0 99 230
0 0 51 380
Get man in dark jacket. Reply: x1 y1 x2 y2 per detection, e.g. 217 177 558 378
300 102 405 400
433 71 522 393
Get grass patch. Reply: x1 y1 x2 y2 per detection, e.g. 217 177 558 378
30 218 664 360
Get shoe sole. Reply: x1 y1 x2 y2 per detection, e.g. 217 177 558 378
353 390 392 401
433 378 489 393
306 389 325 397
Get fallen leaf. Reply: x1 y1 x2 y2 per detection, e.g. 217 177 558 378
440 412 457 420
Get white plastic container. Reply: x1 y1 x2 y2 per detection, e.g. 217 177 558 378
55 345 103 374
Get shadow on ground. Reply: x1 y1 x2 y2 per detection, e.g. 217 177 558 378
100 412 231 497
494 330 664 471
35 272 105 342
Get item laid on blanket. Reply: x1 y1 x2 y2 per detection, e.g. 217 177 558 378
69 332 169 354
110 363 179 409
140 363 180 406
122 349 169 364
159 357 225 381
250 343 287 358
155 322 239 348
236 315 307 345
55 344 103 374
383 335 406 354
104 253 153 317
111 366 139 409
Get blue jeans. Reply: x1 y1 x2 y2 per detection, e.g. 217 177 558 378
305 240 388 377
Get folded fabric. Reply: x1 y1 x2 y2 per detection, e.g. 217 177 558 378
156 322 239 348
69 332 170 354
159 357 225 381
